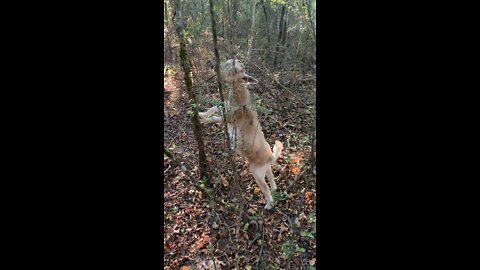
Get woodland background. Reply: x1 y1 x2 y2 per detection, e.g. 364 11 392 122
164 0 316 269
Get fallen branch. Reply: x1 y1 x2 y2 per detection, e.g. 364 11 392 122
286 166 309 192
300 76 316 82
192 74 216 89
258 218 266 270
164 146 198 185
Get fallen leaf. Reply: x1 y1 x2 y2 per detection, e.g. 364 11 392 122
180 266 190 270
166 242 176 251
240 169 249 177
291 165 300 175
306 191 314 203
193 235 211 252
254 187 261 194
221 176 229 187
240 230 249 240
203 234 211 243
292 156 304 163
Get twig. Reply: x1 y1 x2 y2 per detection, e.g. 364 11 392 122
256 79 280 101
192 74 216 89
300 76 316 82
310 103 316 175
164 164 171 174
239 57 310 108
258 218 265 270
286 166 309 193
164 147 198 185
285 215 293 270
248 233 260 249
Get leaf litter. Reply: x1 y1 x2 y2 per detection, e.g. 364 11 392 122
164 69 316 269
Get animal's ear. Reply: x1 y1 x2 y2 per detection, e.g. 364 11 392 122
206 60 216 70
242 73 258 84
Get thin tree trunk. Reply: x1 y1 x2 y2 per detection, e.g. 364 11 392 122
260 0 270 46
164 1 174 63
281 6 288 47
208 0 239 183
246 1 260 61
310 102 316 175
305 0 316 44
273 4 286 67
171 0 209 181
220 0 228 41
209 0 245 215
230 0 238 58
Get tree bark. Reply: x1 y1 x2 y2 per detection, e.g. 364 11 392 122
209 0 245 208
273 4 286 67
260 0 270 47
171 0 209 181
164 1 174 63
305 0 316 44
246 1 261 61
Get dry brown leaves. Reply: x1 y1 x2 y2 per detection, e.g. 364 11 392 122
164 70 316 269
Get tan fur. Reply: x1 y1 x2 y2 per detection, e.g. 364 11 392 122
199 59 283 209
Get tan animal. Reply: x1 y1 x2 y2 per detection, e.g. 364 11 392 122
198 59 283 209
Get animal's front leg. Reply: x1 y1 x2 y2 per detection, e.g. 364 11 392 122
198 106 223 124
198 106 219 119
199 116 222 123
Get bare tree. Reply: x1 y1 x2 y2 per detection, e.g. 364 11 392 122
273 3 286 67
171 0 209 181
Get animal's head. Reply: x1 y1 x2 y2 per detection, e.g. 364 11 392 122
206 59 258 85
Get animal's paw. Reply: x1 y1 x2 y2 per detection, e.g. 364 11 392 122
264 201 274 210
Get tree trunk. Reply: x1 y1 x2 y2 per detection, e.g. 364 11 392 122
164 1 174 63
246 1 260 61
220 0 228 41
305 0 316 44
208 0 245 208
229 0 238 58
171 0 209 181
260 0 270 46
273 4 286 67
281 7 288 47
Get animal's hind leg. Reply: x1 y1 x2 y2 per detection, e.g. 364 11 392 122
250 164 274 209
266 166 277 192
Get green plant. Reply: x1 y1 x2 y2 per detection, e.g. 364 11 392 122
272 191 288 202
300 230 315 239
282 241 292 259
243 222 250 232
295 245 306 253
307 213 316 224
199 176 206 189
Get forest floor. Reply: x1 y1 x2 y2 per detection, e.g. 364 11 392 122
164 66 316 270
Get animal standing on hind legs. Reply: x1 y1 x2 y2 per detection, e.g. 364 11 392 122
198 59 283 210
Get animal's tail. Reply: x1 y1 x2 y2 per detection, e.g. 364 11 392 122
272 140 284 162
